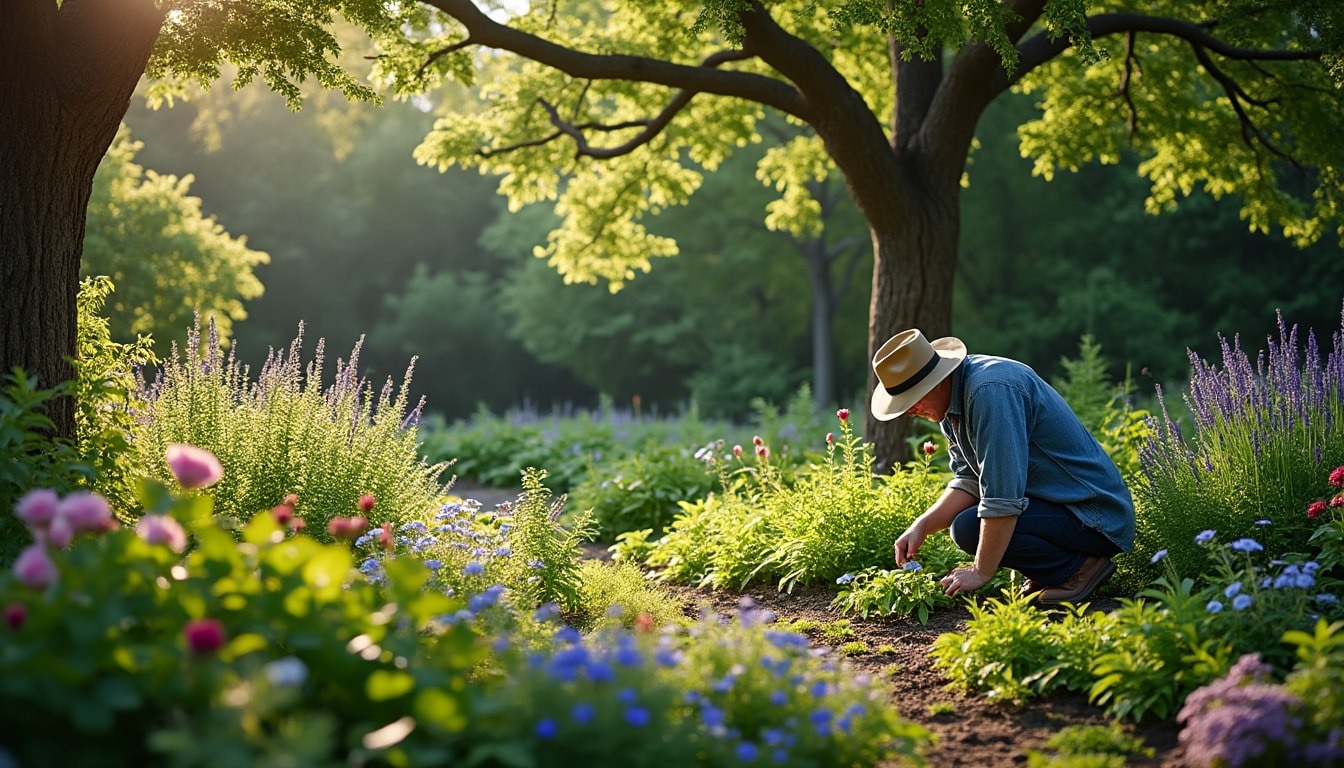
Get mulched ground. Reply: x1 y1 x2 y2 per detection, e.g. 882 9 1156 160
457 483 1186 767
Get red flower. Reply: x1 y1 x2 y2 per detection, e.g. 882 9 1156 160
732 444 743 457
358 494 376 513
922 440 936 455
756 445 770 460
272 504 294 525
1331 466 1344 488
826 433 834 445
1308 500 1328 519
836 408 849 422
1332 494 1344 509
752 435 763 447
634 612 656 633
4 603 26 630
184 618 226 654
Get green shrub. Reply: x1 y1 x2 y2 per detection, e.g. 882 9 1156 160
131 318 448 536
931 591 1113 704
0 477 481 767
643 413 945 599
567 559 689 634
569 443 720 540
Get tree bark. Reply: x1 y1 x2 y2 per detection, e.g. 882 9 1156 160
0 0 163 438
863 171 961 472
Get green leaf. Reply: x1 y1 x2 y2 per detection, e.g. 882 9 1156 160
366 669 416 701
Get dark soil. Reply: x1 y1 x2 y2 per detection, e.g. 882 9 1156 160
454 483 1186 768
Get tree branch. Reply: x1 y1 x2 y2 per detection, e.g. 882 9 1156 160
1120 30 1139 140
1009 12 1321 89
423 0 808 119
416 39 473 79
1188 43 1295 165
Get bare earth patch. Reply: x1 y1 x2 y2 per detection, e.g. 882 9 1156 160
454 484 1184 767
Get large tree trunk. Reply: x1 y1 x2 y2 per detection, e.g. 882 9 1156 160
0 1 163 438
864 175 961 473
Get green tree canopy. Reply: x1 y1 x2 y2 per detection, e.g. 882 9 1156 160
83 126 268 349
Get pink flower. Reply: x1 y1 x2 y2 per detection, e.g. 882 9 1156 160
137 514 188 553
732 444 743 457
752 435 763 447
283 494 298 507
272 504 294 525
165 443 223 489
328 516 369 541
57 491 112 532
15 489 59 528
923 441 937 456
1331 466 1344 488
291 517 306 532
1308 501 1327 520
46 515 74 549
837 408 849 422
756 445 770 460
358 494 376 513
826 432 834 445
4 602 26 630
13 545 57 590
184 618 226 654
1332 494 1344 509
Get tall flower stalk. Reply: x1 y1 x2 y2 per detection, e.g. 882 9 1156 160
1134 306 1344 575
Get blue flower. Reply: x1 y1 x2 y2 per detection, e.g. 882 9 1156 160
772 749 789 764
1150 549 1168 564
736 742 758 762
701 704 725 727
902 561 923 572
835 573 855 584
617 687 638 704
554 627 581 645
1232 594 1253 611
585 661 615 683
534 602 560 622
1315 593 1339 605
769 690 788 706
1206 600 1224 614
615 646 642 667
572 702 595 724
463 561 484 576
1229 538 1264 554
1224 582 1242 598
494 547 512 557
535 718 558 739
423 559 444 571
810 680 829 697
1254 518 1272 526
625 706 650 727
1195 530 1217 544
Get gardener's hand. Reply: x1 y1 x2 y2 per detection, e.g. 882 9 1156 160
939 566 991 596
894 526 925 566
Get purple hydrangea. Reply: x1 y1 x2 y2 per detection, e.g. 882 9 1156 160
1178 654 1305 768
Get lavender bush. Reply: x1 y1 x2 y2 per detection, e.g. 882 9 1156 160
131 317 449 535
1133 306 1344 579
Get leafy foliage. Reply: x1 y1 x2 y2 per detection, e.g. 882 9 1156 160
569 443 721 540
131 318 448 535
931 591 1113 704
83 126 268 349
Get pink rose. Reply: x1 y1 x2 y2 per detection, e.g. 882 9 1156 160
165 443 223 489
184 618 226 654
57 491 113 532
15 489 59 528
13 545 57 590
272 504 294 525
136 514 188 553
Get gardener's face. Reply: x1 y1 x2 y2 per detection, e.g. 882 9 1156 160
907 378 951 423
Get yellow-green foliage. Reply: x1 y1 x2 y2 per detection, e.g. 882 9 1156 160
569 559 690 634
643 416 945 591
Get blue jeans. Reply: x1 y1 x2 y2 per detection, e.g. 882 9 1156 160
948 498 1122 586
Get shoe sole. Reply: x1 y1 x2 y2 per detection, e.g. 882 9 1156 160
1036 559 1117 605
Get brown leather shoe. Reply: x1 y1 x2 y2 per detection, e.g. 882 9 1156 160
1021 578 1048 595
1036 555 1116 605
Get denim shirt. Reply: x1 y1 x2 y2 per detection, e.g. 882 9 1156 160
941 354 1136 552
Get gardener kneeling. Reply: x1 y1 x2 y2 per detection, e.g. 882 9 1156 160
876 330 1135 604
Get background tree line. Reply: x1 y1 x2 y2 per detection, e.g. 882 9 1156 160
100 80 1343 426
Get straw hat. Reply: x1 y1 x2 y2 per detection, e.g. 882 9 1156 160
870 330 966 421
